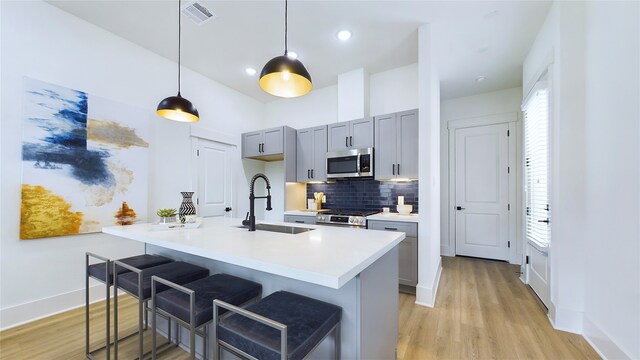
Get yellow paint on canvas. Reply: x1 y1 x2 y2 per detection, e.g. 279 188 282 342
87 119 149 148
20 184 84 239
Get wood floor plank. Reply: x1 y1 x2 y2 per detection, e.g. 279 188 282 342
0 256 599 359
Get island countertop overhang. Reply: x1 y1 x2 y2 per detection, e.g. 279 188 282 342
102 217 404 289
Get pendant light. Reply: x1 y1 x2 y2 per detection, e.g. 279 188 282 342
157 0 199 123
259 0 312 98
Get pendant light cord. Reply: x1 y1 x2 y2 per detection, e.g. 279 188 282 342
284 0 288 55
178 0 182 95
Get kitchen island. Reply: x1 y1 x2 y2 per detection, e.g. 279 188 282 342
103 217 403 359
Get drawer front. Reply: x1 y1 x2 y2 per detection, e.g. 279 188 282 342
284 215 316 225
367 220 417 237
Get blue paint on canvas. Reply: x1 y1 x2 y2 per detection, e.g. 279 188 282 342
22 80 115 187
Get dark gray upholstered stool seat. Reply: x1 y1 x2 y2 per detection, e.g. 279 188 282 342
85 252 173 360
88 254 173 284
214 291 342 360
151 274 262 359
113 260 209 360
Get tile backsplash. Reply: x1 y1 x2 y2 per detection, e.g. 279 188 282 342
307 178 419 213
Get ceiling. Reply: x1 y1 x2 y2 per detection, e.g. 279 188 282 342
47 0 551 103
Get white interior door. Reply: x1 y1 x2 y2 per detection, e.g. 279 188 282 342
195 138 234 218
455 123 510 261
524 80 551 308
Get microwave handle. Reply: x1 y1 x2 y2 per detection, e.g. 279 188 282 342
356 154 361 173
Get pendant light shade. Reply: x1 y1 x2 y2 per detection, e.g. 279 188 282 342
259 54 312 98
259 0 312 98
156 93 199 123
157 0 199 122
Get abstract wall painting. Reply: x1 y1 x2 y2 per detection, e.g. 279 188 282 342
20 78 149 239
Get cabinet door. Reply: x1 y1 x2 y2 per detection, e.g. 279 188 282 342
262 127 284 156
374 113 397 180
399 236 418 286
350 117 374 149
311 126 328 181
327 122 350 152
296 128 313 182
397 110 419 179
242 131 263 158
284 215 316 224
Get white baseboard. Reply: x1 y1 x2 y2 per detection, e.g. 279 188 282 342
1 284 105 331
415 258 443 307
583 316 632 360
551 306 583 334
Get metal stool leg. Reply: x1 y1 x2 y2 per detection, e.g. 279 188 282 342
335 324 341 360
85 252 111 360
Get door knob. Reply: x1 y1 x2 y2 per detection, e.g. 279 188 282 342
456 206 466 210
225 207 232 212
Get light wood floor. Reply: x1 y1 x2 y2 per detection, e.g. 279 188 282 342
398 256 599 360
0 256 599 360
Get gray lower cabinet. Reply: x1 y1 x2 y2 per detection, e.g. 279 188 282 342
284 215 316 225
296 125 327 182
374 109 419 180
368 220 418 287
327 118 374 152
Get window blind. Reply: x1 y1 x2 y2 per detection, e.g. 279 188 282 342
524 86 550 246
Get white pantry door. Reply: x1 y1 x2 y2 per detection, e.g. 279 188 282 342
195 138 234 218
455 123 510 261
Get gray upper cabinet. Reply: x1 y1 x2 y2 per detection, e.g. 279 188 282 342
243 131 263 158
297 125 327 182
374 109 419 180
242 126 285 159
327 118 374 152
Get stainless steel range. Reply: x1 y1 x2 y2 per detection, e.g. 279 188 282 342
316 209 380 228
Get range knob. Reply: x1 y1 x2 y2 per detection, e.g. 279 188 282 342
348 217 355 224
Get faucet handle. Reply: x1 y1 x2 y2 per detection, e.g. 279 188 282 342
242 212 250 226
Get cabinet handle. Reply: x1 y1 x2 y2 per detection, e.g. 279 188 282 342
384 227 398 231
311 169 314 178
258 143 261 153
350 136 353 147
295 220 305 224
397 163 400 175
307 169 310 179
393 164 395 175
346 136 349 147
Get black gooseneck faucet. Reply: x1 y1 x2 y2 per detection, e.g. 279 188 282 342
242 173 272 231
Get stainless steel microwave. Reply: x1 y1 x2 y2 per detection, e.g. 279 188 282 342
326 148 374 178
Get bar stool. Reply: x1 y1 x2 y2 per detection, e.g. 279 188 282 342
213 291 342 360
150 273 262 359
85 252 172 360
114 260 209 360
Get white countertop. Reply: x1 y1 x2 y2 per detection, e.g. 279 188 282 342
103 217 404 289
367 213 420 223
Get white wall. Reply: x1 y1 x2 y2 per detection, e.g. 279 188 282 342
522 1 587 333
415 23 442 307
439 87 523 258
582 2 639 359
370 63 419 116
265 85 338 129
0 1 264 329
338 68 370 121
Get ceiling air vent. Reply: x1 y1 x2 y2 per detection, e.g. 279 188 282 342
181 1 216 25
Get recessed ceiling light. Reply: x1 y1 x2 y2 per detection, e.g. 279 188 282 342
475 76 487 83
245 67 257 76
337 30 352 41
287 51 298 60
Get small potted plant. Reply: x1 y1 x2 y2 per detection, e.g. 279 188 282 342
156 208 177 224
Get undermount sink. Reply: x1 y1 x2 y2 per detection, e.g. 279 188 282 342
237 223 315 234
